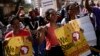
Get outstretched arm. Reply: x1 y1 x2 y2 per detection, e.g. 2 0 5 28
85 0 92 12
80 0 84 7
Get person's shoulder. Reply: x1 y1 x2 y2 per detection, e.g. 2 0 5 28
91 7 100 13
36 16 44 20
5 31 13 38
21 29 31 36
21 29 29 33
38 16 44 18
92 6 100 10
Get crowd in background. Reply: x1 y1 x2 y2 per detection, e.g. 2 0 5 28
0 0 100 56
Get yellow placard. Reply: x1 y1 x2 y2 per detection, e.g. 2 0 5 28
69 20 80 31
4 36 34 56
55 20 89 56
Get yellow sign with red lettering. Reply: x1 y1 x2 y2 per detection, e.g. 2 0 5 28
55 20 89 56
4 36 34 56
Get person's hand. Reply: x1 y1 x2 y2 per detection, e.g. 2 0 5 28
80 28 84 33
3 38 10 46
27 36 33 42
3 40 9 46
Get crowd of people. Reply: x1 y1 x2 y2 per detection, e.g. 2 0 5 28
0 0 100 56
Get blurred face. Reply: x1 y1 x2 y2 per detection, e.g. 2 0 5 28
29 11 36 18
19 10 25 18
68 4 79 16
12 19 20 30
32 12 36 17
49 10 58 22
20 10 25 15
97 2 100 7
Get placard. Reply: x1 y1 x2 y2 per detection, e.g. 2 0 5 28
55 20 90 56
4 36 33 56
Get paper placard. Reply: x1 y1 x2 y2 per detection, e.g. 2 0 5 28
55 20 90 56
4 36 33 56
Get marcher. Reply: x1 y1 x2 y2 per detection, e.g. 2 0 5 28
3 16 33 56
39 8 64 56
85 0 100 50
61 2 80 24
28 8 47 56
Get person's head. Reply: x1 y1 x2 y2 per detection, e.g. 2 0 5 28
97 2 100 7
34 8 40 16
17 6 25 19
45 8 58 23
19 10 25 17
67 2 80 19
10 16 20 30
90 0 95 7
28 8 36 19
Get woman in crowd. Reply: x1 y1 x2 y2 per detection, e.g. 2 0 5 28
39 8 64 56
85 0 100 54
61 2 80 25
4 16 31 39
3 16 33 55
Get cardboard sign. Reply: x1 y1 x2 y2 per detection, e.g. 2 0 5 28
40 0 57 16
76 15 96 46
4 36 33 56
55 20 90 56
69 0 81 4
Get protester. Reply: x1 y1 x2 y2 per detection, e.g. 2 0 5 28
0 21 4 56
3 16 33 55
5 16 25 34
61 2 80 25
39 8 64 56
85 0 100 49
28 8 47 56
16 6 25 17
61 4 70 25
34 8 40 16
28 8 40 56
1 0 100 55
16 6 30 28
0 20 6 39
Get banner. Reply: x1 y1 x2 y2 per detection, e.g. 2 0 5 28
55 20 90 56
4 36 33 56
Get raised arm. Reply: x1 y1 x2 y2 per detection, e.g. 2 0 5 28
80 0 84 7
85 0 92 12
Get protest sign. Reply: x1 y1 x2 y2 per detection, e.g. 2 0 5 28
40 0 57 16
4 36 33 56
55 20 90 56
69 0 81 4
